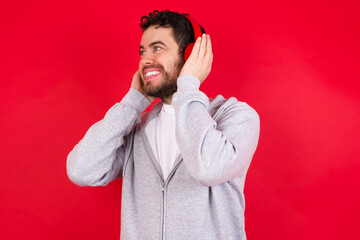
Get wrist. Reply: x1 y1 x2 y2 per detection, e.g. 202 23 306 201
177 75 201 92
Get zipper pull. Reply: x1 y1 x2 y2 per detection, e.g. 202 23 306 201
161 182 165 192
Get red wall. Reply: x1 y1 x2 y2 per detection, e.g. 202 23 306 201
1 0 359 239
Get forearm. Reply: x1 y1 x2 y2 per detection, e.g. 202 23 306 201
66 88 150 186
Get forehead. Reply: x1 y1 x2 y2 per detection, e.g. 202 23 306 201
140 26 179 49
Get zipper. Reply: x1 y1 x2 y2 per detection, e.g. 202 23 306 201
161 181 165 240
165 159 182 182
160 159 183 240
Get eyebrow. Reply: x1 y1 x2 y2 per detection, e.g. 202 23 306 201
139 41 167 50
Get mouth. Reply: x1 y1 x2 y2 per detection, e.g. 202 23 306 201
143 68 162 82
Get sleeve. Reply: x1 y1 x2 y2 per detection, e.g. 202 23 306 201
172 75 260 186
66 88 151 187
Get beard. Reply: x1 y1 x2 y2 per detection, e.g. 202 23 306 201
141 58 184 100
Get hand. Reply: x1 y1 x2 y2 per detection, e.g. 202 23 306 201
180 34 213 84
131 69 157 102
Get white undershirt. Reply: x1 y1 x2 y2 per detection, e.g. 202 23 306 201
145 104 180 180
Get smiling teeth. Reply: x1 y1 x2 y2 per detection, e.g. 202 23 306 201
145 71 161 77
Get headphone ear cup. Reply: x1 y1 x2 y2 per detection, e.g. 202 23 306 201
184 42 195 61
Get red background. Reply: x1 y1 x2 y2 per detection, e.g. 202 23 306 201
1 0 359 239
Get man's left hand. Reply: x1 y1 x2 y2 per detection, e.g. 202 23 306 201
180 34 213 84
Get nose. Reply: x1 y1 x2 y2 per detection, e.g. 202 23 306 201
140 52 154 66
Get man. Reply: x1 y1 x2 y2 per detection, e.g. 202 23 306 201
67 10 260 240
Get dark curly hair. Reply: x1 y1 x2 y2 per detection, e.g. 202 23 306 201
140 10 205 59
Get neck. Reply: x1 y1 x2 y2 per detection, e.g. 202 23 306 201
162 95 172 105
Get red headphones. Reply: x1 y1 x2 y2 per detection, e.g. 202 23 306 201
184 16 203 61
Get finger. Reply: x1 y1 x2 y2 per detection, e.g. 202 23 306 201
206 34 212 55
198 33 207 58
204 36 213 65
190 36 201 59
204 51 213 67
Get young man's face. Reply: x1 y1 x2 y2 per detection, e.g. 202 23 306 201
139 26 184 100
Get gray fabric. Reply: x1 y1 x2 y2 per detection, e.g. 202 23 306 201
67 75 260 240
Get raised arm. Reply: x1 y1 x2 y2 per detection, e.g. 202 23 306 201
66 71 152 187
172 34 260 186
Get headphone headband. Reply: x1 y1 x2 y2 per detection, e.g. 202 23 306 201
184 15 203 61
185 15 203 41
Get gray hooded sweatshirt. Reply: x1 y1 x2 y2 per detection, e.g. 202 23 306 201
67 75 260 240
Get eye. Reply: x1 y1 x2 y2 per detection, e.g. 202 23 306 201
139 50 145 56
154 46 162 51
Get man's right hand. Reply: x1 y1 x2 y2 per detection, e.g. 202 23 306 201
131 69 157 103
